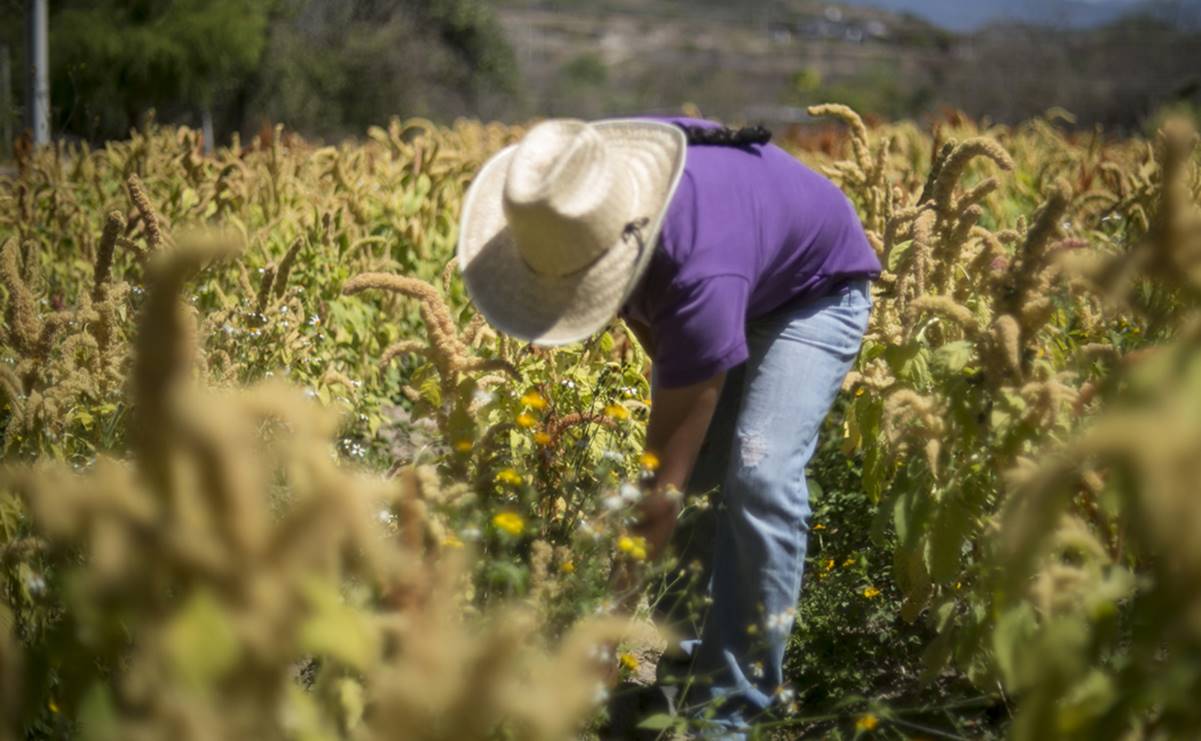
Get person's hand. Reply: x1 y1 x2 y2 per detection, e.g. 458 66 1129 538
608 539 648 613
631 486 682 561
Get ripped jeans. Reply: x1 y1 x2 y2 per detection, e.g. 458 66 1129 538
653 278 872 736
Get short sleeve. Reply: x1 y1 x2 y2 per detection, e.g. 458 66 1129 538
648 275 750 388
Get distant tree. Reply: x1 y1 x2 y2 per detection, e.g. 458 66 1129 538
237 0 518 139
51 0 274 140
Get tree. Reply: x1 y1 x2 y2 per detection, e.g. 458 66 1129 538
51 0 273 139
238 0 519 140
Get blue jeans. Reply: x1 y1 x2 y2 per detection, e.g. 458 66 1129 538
653 278 872 738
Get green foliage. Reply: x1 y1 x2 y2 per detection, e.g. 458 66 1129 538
51 0 274 137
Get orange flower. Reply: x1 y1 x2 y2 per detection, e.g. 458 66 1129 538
495 468 523 485
520 391 548 410
604 404 630 421
492 511 525 536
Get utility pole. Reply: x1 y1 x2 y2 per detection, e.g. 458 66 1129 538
26 0 49 146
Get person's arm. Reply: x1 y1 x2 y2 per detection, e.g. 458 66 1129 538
633 372 724 560
623 275 750 561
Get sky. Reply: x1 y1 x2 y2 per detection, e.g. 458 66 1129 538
840 0 1196 30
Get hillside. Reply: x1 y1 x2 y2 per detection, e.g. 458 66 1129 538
495 0 952 123
495 0 1201 127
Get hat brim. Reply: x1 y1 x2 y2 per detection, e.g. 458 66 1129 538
457 119 687 346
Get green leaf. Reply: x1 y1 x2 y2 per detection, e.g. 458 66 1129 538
164 589 240 688
74 410 95 430
887 239 914 272
933 341 974 374
993 604 1039 691
926 494 974 585
299 579 379 672
418 372 442 408
637 713 680 731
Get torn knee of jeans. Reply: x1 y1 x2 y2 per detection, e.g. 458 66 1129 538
738 430 768 468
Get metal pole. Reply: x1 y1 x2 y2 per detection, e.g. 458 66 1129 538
1 44 12 158
26 0 49 145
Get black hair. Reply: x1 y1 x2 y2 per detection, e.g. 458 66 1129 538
675 123 772 147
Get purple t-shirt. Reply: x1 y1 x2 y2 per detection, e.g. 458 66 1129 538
620 118 881 388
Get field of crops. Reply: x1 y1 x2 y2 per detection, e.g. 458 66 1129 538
1 107 1200 740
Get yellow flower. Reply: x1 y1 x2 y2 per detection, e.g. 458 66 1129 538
492 511 525 536
855 387 865 397
520 391 547 410
855 713 879 731
639 451 661 471
812 523 827 531
442 534 464 548
533 431 552 446
495 468 523 485
642 397 653 407
516 412 537 428
618 652 639 671
617 534 648 561
454 439 473 453
560 560 575 574
48 698 59 714
862 586 881 599
824 558 836 572
604 403 630 421
842 557 855 567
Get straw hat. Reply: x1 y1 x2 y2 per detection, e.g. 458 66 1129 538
457 118 687 345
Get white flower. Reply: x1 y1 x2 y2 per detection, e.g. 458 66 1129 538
619 483 642 503
602 495 624 511
26 573 46 596
460 527 482 542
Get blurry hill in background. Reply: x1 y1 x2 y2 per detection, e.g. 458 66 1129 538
843 0 1201 31
0 0 1198 145
496 0 1201 128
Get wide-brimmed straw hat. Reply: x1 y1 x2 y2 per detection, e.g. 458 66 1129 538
457 118 687 345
